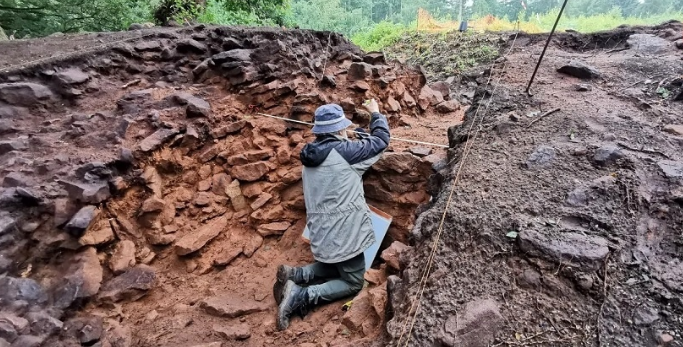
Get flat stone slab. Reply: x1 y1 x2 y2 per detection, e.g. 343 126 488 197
60 181 111 204
658 160 683 178
593 144 623 166
649 259 683 293
0 277 48 307
557 60 601 79
109 240 136 274
380 241 411 271
527 145 556 167
169 92 211 118
64 205 98 237
0 82 53 106
175 215 228 256
440 299 503 347
200 296 268 318
627 34 672 55
98 265 156 303
55 68 90 85
137 128 179 153
518 230 609 270
0 215 17 236
213 323 250 340
53 247 103 309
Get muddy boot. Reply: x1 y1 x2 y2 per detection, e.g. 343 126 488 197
276 280 310 331
273 265 301 304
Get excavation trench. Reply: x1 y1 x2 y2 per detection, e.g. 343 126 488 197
0 25 461 347
84 116 441 346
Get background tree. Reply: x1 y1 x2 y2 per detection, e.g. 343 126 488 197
0 0 156 38
290 0 371 35
614 0 640 17
0 0 681 40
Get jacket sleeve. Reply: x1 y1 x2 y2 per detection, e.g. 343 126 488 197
335 112 390 171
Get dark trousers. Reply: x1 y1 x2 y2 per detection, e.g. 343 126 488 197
297 253 366 304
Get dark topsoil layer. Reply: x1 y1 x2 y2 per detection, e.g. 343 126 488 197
385 20 683 347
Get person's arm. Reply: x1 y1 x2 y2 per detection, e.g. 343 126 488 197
335 100 390 173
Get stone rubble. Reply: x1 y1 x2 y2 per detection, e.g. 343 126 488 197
381 241 412 271
0 25 451 347
342 290 379 337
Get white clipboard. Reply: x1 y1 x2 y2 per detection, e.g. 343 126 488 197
301 205 392 271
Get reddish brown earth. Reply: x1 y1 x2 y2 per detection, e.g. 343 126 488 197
387 22 683 347
0 25 461 347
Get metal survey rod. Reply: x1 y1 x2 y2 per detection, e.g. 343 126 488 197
525 0 570 95
253 112 450 149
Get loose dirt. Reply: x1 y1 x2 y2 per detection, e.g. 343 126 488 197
386 21 683 347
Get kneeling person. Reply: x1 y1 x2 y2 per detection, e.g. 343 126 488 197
273 99 391 330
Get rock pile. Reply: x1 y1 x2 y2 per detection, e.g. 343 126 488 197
0 25 453 346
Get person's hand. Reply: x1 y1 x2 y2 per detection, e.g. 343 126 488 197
362 99 379 114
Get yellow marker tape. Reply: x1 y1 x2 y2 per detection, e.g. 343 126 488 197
342 300 353 311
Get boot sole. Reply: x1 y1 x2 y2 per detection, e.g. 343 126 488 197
273 265 290 305
276 280 295 331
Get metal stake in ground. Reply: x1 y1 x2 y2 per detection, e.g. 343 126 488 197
525 0 570 95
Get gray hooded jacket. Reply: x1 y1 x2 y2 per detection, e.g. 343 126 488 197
300 112 391 263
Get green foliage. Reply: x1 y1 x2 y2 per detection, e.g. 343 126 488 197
558 9 683 33
156 0 288 25
289 0 372 35
351 21 407 51
223 0 290 25
0 0 156 38
383 30 501 79
169 0 202 24
1 0 681 41
196 0 263 25
468 6 682 33
0 0 286 39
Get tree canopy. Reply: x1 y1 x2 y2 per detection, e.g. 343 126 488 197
0 0 157 38
0 0 681 39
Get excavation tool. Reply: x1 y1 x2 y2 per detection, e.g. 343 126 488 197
525 0 570 95
252 112 449 148
342 300 353 311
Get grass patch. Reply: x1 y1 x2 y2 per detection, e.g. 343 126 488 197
350 9 681 80
470 9 683 33
381 30 502 80
351 21 410 52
